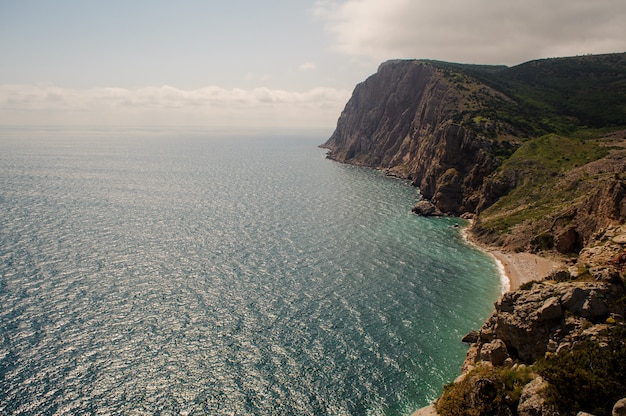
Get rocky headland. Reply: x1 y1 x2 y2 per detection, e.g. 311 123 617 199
322 53 626 415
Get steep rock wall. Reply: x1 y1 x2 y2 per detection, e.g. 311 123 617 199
321 60 501 215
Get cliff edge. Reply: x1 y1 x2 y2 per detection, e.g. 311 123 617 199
323 53 626 415
322 53 626 253
321 59 508 215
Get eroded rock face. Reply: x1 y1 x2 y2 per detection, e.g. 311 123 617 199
464 281 624 366
321 60 504 215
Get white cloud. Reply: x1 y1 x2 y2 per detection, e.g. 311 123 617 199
244 72 272 83
314 0 626 65
298 62 317 71
0 84 351 130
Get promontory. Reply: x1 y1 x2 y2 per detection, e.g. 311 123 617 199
322 53 626 415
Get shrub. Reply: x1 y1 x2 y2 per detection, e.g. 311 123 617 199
436 365 533 416
519 280 541 291
534 326 626 415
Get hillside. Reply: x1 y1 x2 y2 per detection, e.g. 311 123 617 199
322 53 626 254
322 53 626 415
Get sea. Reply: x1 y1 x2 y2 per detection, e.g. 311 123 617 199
0 130 502 415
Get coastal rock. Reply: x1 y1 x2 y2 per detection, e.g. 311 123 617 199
321 60 505 216
461 330 480 343
464 281 622 366
412 200 443 217
479 339 510 366
536 297 563 322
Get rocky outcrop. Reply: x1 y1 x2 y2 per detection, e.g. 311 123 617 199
321 60 507 215
464 279 624 368
412 200 443 217
517 376 553 416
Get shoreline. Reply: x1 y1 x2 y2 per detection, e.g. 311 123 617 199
412 224 567 416
461 223 565 292
486 249 564 291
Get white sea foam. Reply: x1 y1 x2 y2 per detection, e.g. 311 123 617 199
459 222 509 294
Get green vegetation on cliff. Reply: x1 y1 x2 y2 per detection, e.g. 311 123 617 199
437 325 626 416
476 133 611 239
429 53 626 253
432 52 626 136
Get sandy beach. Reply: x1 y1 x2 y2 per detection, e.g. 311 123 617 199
487 249 564 291
461 225 564 292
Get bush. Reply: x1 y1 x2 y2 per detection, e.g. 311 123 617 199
534 326 626 415
436 365 533 416
519 280 541 291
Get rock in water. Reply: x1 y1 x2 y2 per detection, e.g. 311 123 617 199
412 200 443 217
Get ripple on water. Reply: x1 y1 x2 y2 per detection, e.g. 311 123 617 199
0 134 501 415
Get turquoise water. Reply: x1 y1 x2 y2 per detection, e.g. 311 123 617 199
0 132 501 415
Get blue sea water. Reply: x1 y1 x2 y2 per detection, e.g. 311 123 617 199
0 131 502 415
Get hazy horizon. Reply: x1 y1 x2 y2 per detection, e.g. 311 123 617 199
2 0 625 132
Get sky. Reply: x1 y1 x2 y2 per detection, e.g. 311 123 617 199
1 0 625 132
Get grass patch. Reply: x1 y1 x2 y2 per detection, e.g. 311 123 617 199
478 133 609 234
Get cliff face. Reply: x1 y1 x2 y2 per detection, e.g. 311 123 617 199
325 54 626 416
321 60 504 215
324 55 626 253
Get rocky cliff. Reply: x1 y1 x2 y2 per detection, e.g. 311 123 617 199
321 59 510 215
324 54 626 415
322 54 626 253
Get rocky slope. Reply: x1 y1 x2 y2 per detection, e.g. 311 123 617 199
322 54 626 251
321 59 509 215
323 53 626 415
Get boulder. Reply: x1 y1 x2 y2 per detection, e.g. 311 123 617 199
613 397 626 416
461 330 479 343
412 200 443 217
479 339 510 366
561 287 588 312
536 297 563 322
581 294 609 320
517 376 553 416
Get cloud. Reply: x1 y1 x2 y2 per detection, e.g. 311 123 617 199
314 0 626 65
298 62 317 71
244 72 272 83
0 84 351 130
